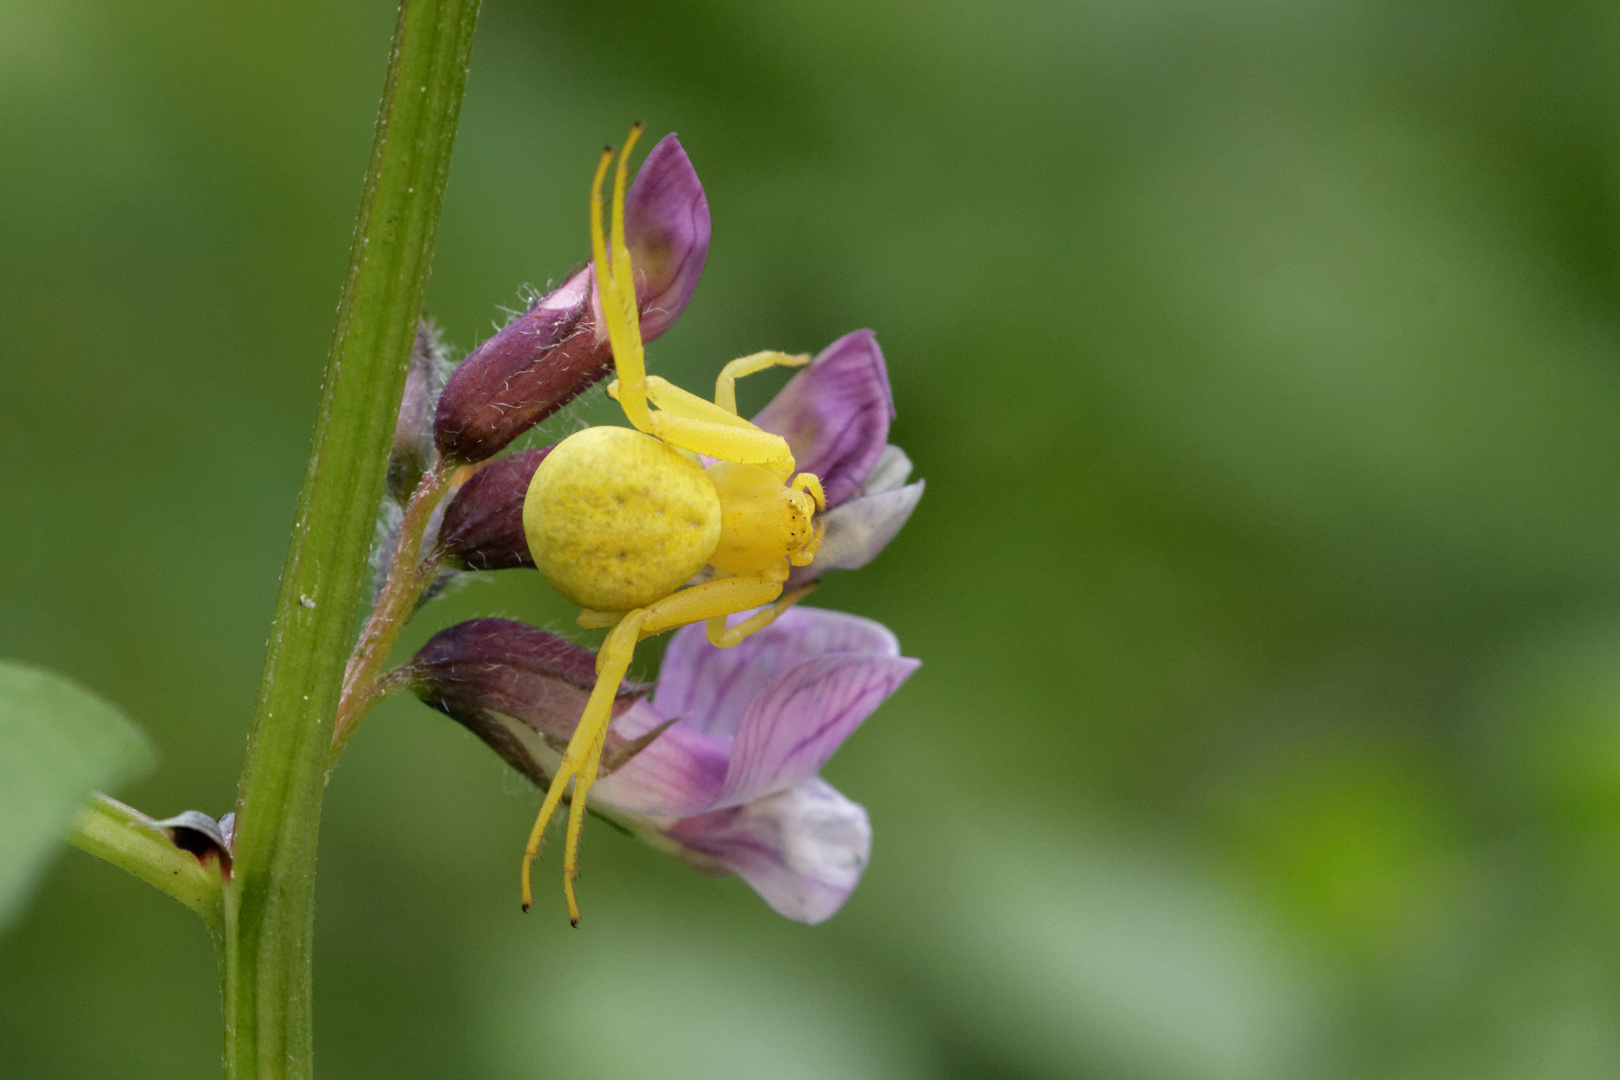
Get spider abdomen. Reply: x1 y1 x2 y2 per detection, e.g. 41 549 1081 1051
523 425 721 611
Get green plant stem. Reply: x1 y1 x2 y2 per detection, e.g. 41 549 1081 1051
66 794 224 941
223 2 480 1077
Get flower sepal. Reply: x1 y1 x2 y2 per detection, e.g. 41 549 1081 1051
407 618 651 782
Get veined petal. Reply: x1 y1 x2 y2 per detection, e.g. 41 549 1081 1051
655 607 905 738
859 444 914 495
753 330 894 508
623 134 710 340
592 701 731 818
665 777 872 924
712 652 920 808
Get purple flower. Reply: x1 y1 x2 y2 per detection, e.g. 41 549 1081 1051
752 330 926 588
437 329 925 581
409 607 918 923
754 329 893 507
434 134 711 463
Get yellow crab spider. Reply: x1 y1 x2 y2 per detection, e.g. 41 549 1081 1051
517 124 828 921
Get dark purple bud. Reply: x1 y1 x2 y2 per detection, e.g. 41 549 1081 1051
408 619 652 785
388 320 448 503
753 330 894 508
434 134 711 463
438 447 551 570
434 270 594 464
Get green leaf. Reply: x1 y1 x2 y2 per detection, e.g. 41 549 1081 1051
0 661 154 929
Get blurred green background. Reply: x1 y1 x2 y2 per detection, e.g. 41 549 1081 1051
6 0 1620 1076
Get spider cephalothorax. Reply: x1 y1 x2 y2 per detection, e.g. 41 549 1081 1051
517 125 827 921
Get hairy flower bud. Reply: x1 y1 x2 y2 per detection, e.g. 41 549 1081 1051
434 134 710 463
388 320 448 503
408 619 656 782
438 447 551 570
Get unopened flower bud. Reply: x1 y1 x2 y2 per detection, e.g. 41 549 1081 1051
407 619 655 782
438 447 551 570
434 134 711 463
388 320 448 503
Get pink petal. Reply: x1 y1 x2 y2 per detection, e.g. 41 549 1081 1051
654 607 905 737
593 701 731 817
624 134 710 340
666 777 872 924
712 652 919 808
753 330 894 508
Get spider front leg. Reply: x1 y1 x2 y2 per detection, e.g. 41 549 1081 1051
635 573 790 637
609 376 799 479
714 351 811 415
520 609 646 921
523 574 798 920
590 125 654 435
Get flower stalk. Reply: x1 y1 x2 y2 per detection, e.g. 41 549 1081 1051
331 460 463 758
222 1 480 1077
